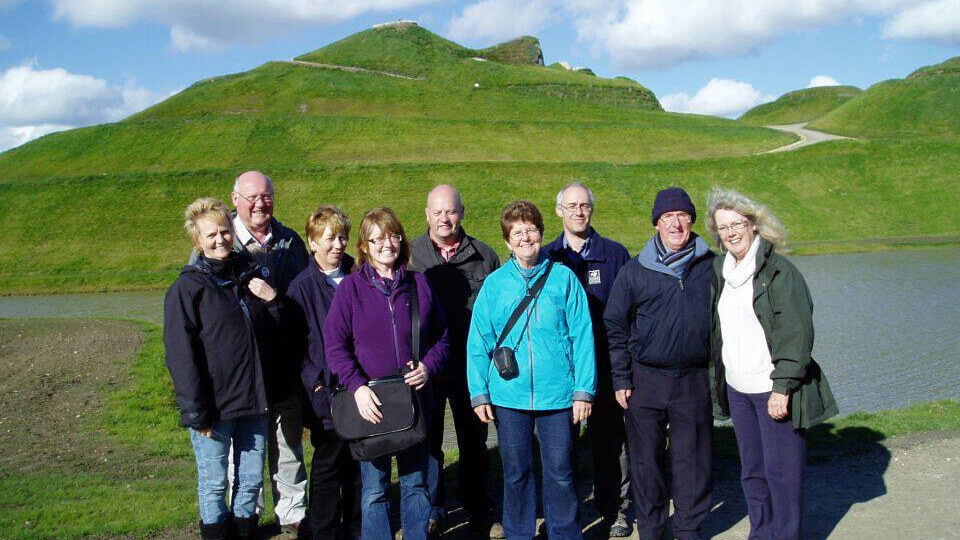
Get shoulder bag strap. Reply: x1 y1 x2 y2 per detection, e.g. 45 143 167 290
494 261 554 349
409 276 420 369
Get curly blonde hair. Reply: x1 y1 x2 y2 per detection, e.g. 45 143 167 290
705 187 788 253
184 197 232 251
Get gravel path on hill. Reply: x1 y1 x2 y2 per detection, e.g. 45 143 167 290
279 60 424 80
762 123 852 153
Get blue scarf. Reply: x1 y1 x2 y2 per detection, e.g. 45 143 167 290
654 233 698 278
362 263 406 296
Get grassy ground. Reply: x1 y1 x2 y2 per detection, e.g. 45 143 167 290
739 86 862 126
0 318 957 539
2 137 959 295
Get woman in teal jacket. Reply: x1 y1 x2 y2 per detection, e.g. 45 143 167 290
467 200 595 539
707 187 837 540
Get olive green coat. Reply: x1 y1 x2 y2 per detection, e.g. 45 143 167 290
710 240 838 430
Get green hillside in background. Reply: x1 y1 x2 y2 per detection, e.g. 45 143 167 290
740 85 862 125
810 56 960 139
0 24 957 295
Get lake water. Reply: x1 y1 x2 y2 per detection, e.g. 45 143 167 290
1 248 958 414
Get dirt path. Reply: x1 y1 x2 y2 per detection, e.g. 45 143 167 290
278 60 423 80
762 123 852 154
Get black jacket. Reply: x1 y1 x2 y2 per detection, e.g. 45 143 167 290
163 256 280 429
604 236 716 389
285 255 355 430
409 229 500 377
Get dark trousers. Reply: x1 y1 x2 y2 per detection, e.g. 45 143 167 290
426 375 492 521
308 428 361 540
495 406 582 540
625 367 712 540
588 383 631 519
727 387 806 540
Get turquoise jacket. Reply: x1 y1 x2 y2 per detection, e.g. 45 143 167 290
467 255 596 411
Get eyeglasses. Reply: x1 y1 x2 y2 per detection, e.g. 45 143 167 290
559 202 593 213
509 228 541 240
717 220 750 235
659 212 692 225
368 234 403 246
234 192 274 205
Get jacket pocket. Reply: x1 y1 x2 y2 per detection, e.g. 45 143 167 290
628 312 655 355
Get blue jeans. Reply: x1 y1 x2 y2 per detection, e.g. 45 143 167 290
190 414 269 525
495 406 582 540
359 443 430 540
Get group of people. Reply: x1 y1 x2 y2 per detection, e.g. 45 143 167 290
163 170 838 540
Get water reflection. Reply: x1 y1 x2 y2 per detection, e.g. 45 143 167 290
1 249 958 413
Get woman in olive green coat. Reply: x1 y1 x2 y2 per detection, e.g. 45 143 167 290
706 187 837 540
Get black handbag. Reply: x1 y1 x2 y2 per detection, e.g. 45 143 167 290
330 278 428 461
492 261 553 380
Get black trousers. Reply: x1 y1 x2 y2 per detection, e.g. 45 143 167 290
427 375 493 520
308 428 361 540
625 367 712 540
587 379 631 519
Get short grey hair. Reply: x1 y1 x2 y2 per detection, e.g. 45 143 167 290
705 187 788 253
556 181 595 208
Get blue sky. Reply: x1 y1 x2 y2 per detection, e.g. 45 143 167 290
1 0 958 151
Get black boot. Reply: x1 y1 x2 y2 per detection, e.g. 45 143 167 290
199 519 228 540
234 515 259 540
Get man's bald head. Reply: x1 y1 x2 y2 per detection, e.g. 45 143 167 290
231 170 275 233
425 184 465 243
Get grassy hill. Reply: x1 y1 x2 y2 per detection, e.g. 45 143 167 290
740 85 862 125
1 26 958 294
810 56 960 139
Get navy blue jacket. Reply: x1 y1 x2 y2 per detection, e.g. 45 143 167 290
163 256 279 430
603 235 716 389
544 230 630 388
285 255 355 431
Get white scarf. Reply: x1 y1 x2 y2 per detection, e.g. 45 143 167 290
722 236 761 288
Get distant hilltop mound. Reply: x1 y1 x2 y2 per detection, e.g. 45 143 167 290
0 22 667 179
740 85 862 126
810 55 960 139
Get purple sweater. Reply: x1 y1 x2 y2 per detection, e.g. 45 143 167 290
323 265 449 394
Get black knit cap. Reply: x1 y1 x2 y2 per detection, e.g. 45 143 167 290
651 187 696 225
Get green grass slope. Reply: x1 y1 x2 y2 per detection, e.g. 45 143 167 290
740 85 862 125
810 56 960 139
0 24 793 181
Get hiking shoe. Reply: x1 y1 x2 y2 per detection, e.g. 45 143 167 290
488 520 505 539
428 517 441 538
608 514 632 538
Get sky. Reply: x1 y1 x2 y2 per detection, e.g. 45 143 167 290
1 0 958 152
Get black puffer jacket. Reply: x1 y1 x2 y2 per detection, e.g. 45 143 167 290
163 255 280 429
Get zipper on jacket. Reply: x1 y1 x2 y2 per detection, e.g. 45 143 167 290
387 296 403 370
237 296 269 413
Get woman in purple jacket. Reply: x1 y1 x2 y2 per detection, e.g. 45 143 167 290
323 207 449 540
286 205 360 539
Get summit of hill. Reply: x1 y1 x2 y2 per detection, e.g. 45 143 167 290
739 85 862 126
810 55 960 139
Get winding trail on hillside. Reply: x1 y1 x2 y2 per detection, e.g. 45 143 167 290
762 122 853 153
279 60 424 80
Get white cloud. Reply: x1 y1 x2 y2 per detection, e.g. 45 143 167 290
561 0 945 69
884 0 960 43
808 75 841 87
660 78 775 117
48 0 442 52
0 61 168 152
447 0 555 45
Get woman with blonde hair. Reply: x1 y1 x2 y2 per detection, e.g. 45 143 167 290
286 205 361 539
706 187 837 540
164 197 281 540
323 207 449 540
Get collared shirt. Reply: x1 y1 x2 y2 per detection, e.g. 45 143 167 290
233 216 274 248
429 228 463 262
322 266 346 288
561 229 595 260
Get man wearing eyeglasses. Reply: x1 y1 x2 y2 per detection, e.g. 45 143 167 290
603 187 716 540
190 170 310 533
409 184 502 538
543 181 633 537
